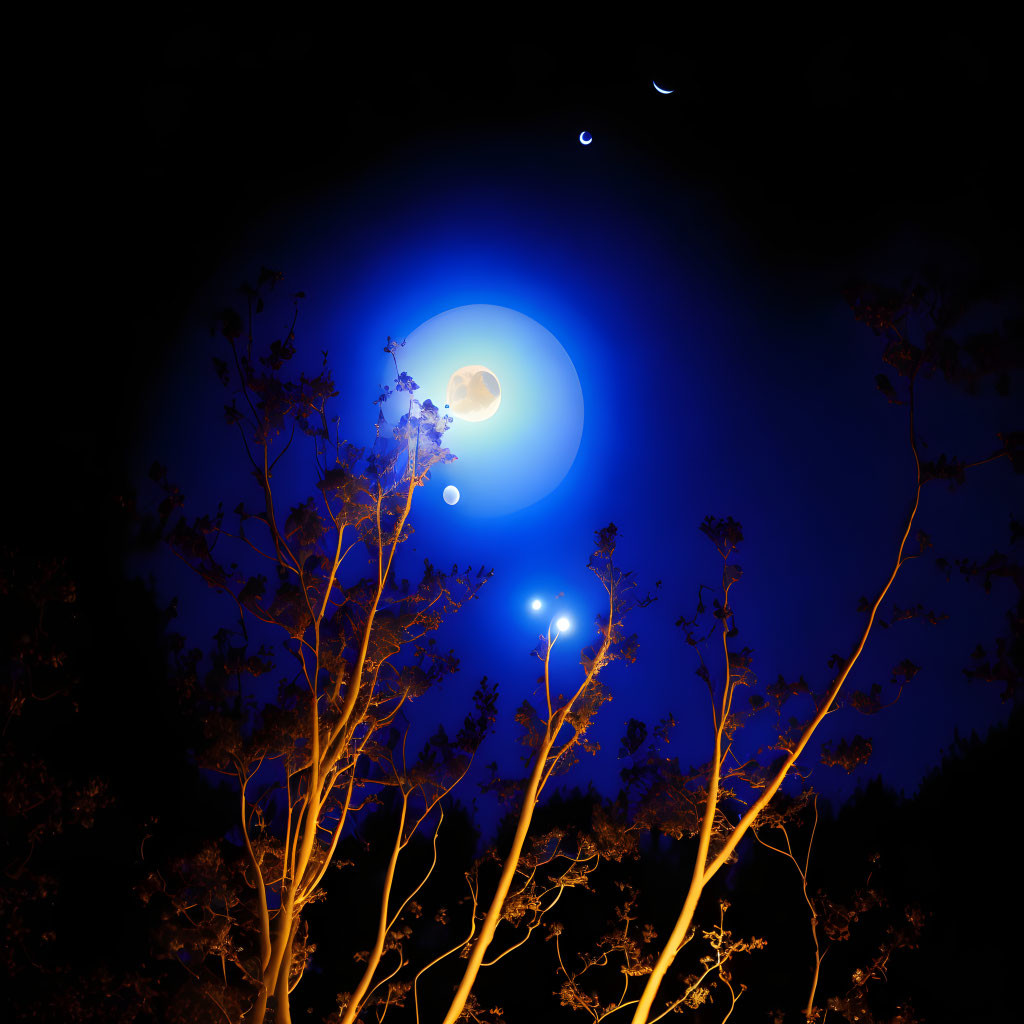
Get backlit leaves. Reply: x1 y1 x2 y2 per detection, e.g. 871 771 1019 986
699 515 744 558
767 674 811 708
821 735 874 773
619 719 647 759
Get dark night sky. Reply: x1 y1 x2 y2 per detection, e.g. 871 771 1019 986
17 21 1021 828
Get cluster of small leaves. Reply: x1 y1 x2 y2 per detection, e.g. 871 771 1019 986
582 524 641 679
670 903 765 1017
698 515 744 559
622 753 715 843
135 837 269 1023
943 546 1022 596
815 882 885 944
554 882 661 1020
965 634 1020 702
845 277 1023 397
939 519 1023 701
920 453 967 490
613 714 707 842
453 992 506 1024
849 685 887 716
844 280 929 338
826 903 926 1024
479 760 522 808
859 597 948 631
752 786 816 835
820 735 874 774
587 800 640 863
844 637 924 715
499 828 597 930
756 673 809 718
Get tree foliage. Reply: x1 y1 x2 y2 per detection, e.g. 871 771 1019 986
4 270 1018 1023
144 269 498 1024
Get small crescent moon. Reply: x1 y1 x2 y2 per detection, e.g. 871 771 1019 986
652 81 674 95
579 131 593 145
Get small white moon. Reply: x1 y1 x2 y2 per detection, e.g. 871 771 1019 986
579 131 593 145
446 365 501 422
443 485 460 505
652 81 674 95
531 598 543 611
555 616 571 632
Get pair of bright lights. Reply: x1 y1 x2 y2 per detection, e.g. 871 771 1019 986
530 598 570 633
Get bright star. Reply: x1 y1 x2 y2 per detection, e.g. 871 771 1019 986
555 616 571 633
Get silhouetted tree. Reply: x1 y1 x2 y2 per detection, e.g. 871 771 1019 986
147 270 494 1024
614 279 1021 1023
437 523 643 1024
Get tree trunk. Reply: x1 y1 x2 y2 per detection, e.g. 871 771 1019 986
248 983 268 1024
339 798 408 1024
631 722 723 1024
440 738 552 1024
274 921 297 1024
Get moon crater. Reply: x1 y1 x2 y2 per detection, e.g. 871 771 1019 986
446 365 501 422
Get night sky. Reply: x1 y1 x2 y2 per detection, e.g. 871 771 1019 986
19 22 1021 829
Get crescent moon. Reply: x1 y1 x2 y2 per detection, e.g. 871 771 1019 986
652 81 674 95
578 131 593 145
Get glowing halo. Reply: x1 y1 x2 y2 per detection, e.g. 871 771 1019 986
378 305 584 516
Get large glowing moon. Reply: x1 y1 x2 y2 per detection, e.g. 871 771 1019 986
378 305 583 516
447 365 501 422
443 485 460 505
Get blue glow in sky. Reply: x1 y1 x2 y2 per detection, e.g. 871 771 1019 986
137 120 1019 820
